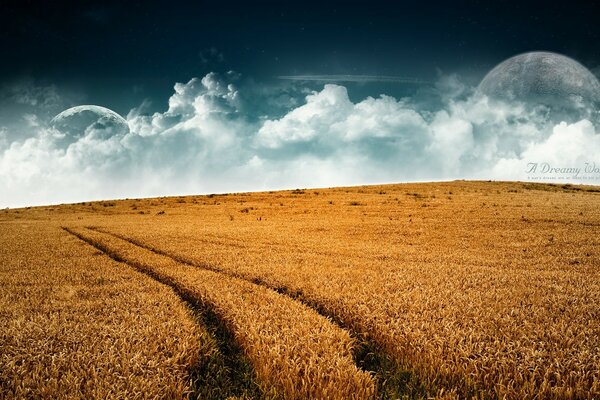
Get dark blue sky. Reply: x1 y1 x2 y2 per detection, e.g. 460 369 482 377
3 0 600 114
3 0 600 206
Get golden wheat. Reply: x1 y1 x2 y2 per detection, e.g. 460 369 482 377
66 226 375 400
0 222 205 399
77 181 599 399
1 180 598 399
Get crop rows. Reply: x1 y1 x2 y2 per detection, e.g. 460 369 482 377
81 181 599 399
0 223 204 399
65 226 375 399
1 181 598 399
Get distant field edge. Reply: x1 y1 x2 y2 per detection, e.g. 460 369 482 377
6 180 600 210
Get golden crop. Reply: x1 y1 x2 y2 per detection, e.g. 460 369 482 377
1 181 598 399
0 223 204 399
65 226 375 399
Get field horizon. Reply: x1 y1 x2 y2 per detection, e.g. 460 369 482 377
1 180 598 399
4 179 600 211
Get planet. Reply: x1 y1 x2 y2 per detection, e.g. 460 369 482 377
50 105 129 147
478 51 600 121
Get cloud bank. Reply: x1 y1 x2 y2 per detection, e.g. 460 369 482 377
1 72 599 207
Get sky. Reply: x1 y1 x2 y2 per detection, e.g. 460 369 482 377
2 0 600 207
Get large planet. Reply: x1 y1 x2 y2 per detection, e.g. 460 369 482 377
50 105 129 147
478 51 600 121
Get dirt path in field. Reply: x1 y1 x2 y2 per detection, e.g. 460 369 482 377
64 226 376 400
81 225 427 398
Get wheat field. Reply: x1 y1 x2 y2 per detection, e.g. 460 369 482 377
1 181 598 399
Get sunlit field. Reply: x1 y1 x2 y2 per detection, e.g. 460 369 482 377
1 181 598 399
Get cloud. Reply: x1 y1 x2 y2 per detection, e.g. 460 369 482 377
254 81 571 181
0 71 599 208
0 78 84 144
0 128 7 151
2 78 61 107
492 120 600 180
257 85 431 148
127 72 246 136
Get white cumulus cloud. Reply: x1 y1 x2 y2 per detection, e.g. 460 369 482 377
0 71 599 208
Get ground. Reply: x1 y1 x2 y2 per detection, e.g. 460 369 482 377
1 181 598 399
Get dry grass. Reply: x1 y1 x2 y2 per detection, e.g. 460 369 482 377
0 223 205 399
65 226 375 399
1 180 599 399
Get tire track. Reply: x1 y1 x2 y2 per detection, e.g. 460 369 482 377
62 227 262 400
65 226 376 400
86 225 431 399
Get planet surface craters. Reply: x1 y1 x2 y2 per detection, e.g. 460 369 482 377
50 105 129 147
478 52 600 113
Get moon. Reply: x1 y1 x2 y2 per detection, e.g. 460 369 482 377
50 105 129 147
478 51 600 120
